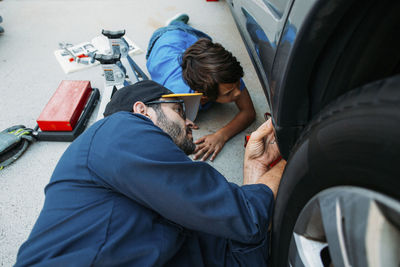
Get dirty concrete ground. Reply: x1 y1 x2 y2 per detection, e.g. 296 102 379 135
0 0 269 265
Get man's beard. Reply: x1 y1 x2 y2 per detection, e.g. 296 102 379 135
155 109 196 155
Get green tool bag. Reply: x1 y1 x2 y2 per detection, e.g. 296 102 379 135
0 125 35 170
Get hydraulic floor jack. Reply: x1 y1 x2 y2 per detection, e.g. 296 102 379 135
94 30 149 121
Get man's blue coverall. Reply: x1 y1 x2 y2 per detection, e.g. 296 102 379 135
15 112 274 266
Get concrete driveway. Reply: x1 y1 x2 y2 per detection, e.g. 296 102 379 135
0 0 268 265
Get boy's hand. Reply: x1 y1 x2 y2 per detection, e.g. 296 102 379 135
193 132 227 162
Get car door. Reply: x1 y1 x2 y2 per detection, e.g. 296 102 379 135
227 0 293 107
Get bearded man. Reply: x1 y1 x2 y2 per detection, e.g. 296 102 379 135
15 80 285 267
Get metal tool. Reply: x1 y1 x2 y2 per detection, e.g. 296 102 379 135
101 29 148 82
59 42 90 65
94 54 126 87
93 29 149 121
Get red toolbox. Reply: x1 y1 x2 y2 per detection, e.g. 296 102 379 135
37 80 92 131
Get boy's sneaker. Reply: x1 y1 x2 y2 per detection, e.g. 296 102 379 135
165 13 189 26
0 26 4 34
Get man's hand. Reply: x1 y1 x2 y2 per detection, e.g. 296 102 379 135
193 132 228 162
243 119 281 185
256 159 286 198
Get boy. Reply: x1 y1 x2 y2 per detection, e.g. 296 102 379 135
146 14 256 161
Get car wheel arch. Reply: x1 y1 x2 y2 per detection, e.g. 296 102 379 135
273 0 400 159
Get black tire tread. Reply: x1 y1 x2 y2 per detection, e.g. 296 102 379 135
271 74 400 266
292 74 400 156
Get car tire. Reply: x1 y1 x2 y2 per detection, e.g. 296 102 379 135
270 75 400 267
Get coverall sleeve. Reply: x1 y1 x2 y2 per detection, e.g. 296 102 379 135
88 114 274 244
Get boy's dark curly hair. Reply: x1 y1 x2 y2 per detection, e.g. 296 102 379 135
181 38 244 101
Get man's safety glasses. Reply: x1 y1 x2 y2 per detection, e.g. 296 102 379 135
145 99 186 119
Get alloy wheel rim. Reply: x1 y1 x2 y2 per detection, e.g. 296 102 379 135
288 186 400 267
